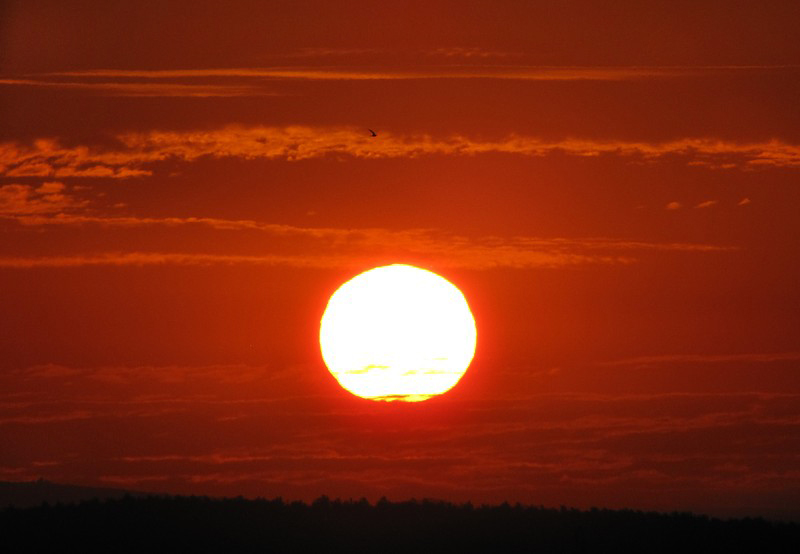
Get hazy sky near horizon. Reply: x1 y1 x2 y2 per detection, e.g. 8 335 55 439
2 0 799 520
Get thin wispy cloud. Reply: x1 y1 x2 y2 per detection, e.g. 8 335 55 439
5 359 797 514
286 48 380 58
41 65 800 81
425 47 521 59
0 252 346 270
3 212 738 253
695 200 718 209
0 246 629 271
598 352 800 367
0 79 278 97
16 363 282 387
0 209 734 270
2 126 799 179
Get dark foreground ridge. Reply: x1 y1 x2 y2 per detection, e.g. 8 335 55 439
2 494 797 553
0 478 148 509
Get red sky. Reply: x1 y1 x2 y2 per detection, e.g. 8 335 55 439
1 0 799 520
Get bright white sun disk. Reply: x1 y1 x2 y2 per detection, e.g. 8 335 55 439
319 264 477 402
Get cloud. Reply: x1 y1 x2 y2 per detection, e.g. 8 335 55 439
597 351 800 367
695 200 718 209
0 412 97 425
0 211 734 270
2 126 799 179
5 357 798 517
0 79 279 97
738 197 752 206
286 48 379 58
426 47 520 59
17 363 282 387
8 213 329 234
42 65 800 82
4 212 736 251
0 252 346 269
0 362 307 428
0 248 628 271
0 182 87 215
665 201 682 210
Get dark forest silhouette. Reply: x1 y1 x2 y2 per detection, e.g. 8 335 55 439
2 493 797 553
0 479 147 509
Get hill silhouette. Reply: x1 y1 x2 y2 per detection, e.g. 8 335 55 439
2 493 797 553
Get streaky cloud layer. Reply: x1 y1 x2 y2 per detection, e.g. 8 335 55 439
2 127 799 179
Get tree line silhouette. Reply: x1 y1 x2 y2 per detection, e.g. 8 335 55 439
2 494 797 553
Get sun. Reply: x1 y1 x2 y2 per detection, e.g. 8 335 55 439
320 264 477 402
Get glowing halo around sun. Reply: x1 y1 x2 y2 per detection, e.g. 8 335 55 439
320 264 477 402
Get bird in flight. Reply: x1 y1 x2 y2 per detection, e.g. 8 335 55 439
368 129 377 137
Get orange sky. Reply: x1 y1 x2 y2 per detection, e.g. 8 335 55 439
1 0 799 520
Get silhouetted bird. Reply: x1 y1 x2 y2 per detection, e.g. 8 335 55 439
368 129 377 137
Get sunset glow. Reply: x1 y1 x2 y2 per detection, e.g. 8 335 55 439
1 0 800 523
